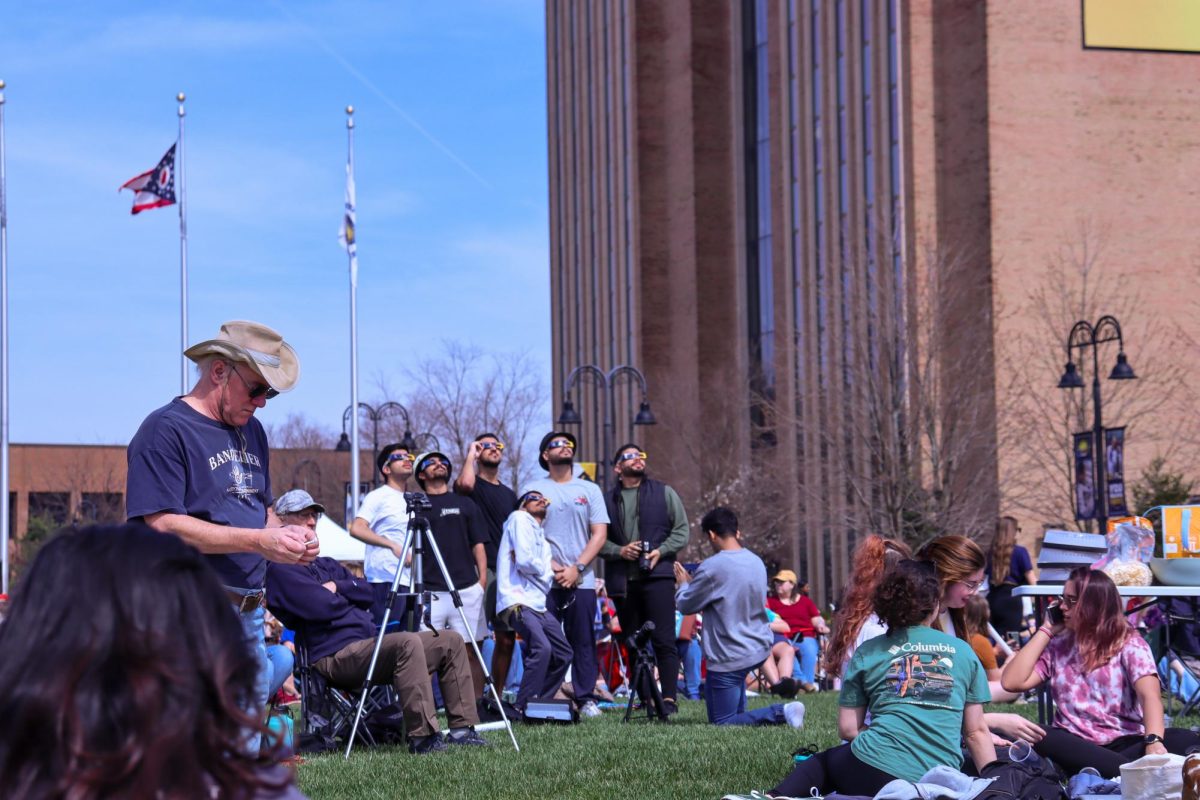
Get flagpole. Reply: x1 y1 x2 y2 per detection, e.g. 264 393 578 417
177 92 188 395
0 79 10 595
346 106 361 517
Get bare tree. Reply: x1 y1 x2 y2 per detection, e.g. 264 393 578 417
995 222 1186 529
264 412 337 450
397 341 547 491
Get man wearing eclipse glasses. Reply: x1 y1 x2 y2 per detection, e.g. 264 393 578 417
523 431 610 718
600 443 690 714
126 320 315 751
350 442 418 625
455 432 520 698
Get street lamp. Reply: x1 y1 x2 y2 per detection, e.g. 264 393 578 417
337 402 418 486
1057 315 1137 532
555 364 656 490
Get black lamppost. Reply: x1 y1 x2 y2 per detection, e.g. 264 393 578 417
556 365 656 491
335 402 418 486
1057 315 1137 532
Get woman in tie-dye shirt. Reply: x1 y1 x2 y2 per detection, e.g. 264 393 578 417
1001 567 1200 777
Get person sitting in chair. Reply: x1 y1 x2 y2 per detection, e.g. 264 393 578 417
264 489 485 755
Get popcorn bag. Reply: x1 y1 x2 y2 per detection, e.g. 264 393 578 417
1095 519 1154 586
1161 506 1200 559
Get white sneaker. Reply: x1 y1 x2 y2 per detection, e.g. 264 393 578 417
580 700 602 718
783 701 806 729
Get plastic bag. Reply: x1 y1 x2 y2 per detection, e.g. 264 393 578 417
1095 521 1154 586
1121 753 1185 800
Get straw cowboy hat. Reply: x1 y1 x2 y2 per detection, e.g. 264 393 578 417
183 320 300 393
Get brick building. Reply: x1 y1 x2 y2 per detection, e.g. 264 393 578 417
546 0 1200 603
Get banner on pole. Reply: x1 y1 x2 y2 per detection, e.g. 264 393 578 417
1104 426 1128 517
338 159 357 287
120 144 177 214
1073 432 1097 521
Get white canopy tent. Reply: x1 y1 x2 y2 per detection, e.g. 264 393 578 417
315 514 365 563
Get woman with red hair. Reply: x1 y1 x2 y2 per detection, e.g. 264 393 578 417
1002 567 1200 777
822 535 911 681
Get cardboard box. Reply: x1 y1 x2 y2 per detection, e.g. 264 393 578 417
1162 506 1200 559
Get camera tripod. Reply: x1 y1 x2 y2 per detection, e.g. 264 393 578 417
622 621 668 722
344 495 519 756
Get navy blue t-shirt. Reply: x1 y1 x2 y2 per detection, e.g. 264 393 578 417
457 478 518 570
126 398 274 589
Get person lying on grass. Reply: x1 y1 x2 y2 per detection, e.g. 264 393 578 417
1000 566 1200 778
767 558 996 798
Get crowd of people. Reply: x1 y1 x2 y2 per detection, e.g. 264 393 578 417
0 319 1197 799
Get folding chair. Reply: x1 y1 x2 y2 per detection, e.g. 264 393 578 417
1163 597 1200 717
296 640 397 747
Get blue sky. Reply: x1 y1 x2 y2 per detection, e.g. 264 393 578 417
0 1 550 444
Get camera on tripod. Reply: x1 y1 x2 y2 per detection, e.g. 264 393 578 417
631 620 656 650
404 491 433 511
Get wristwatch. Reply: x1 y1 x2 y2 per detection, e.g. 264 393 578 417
574 562 587 573
1143 733 1164 745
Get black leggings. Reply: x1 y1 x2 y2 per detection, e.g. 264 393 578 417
1035 725 1200 779
771 743 896 798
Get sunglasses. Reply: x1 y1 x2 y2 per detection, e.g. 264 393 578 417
521 493 550 506
387 452 415 464
230 364 279 400
547 438 574 450
480 442 505 451
420 457 449 470
617 451 648 463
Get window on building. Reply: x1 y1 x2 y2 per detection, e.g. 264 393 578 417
28 492 71 528
80 492 125 525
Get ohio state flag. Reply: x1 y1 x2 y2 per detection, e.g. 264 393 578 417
120 144 177 214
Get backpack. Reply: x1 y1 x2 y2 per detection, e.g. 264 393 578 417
975 755 1067 800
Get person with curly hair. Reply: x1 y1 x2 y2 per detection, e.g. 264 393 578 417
0 524 302 800
767 559 996 798
1001 567 1200 777
822 535 911 682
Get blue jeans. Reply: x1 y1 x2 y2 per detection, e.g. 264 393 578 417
237 602 270 753
266 644 294 697
705 666 787 725
791 636 819 684
676 639 702 699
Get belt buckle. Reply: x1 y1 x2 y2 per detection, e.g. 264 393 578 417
237 591 263 613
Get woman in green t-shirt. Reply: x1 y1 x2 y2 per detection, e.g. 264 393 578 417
769 560 997 797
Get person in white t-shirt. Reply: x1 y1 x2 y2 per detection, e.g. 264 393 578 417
349 442 416 625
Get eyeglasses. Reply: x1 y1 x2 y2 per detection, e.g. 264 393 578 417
547 439 574 450
959 578 983 592
420 457 449 469
387 453 415 464
617 451 648 463
288 509 322 522
229 364 279 400
480 442 505 451
1061 593 1079 608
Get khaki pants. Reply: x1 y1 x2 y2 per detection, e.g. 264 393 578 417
315 629 477 739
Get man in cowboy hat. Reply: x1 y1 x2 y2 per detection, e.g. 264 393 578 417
412 450 489 698
126 320 315 747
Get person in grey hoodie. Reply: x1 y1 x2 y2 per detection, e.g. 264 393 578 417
674 506 806 728
497 489 573 717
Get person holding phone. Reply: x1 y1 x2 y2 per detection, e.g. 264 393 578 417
1001 567 1200 777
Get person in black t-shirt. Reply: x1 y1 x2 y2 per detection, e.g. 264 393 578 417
415 451 489 698
455 432 520 697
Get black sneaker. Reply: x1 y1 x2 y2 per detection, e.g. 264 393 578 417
770 677 799 699
662 698 679 716
408 733 447 755
447 728 490 747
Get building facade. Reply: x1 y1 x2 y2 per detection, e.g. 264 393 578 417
547 0 1200 604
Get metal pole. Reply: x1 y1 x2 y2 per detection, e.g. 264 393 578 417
0 79 10 595
1091 340 1108 533
177 92 188 395
601 371 613 493
346 106 361 517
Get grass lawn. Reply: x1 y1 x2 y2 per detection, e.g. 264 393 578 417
295 692 1200 800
